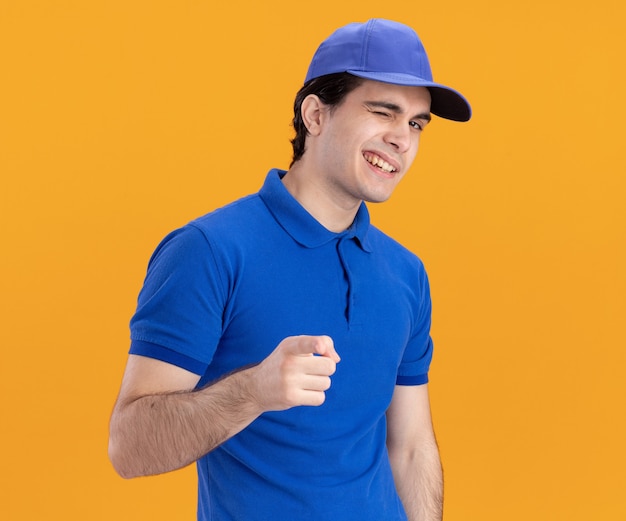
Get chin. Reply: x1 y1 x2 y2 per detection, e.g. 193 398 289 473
363 192 394 204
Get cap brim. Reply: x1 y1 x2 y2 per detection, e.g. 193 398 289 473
347 70 471 122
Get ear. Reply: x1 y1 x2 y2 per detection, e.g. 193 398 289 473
301 94 326 136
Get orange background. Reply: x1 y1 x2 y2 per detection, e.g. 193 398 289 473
1 1 624 519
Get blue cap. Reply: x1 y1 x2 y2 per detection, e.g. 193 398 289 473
305 19 471 122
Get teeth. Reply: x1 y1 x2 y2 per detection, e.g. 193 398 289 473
365 153 396 173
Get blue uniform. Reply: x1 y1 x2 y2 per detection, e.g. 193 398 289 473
129 169 434 520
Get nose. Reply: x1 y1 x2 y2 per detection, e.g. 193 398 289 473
384 120 412 153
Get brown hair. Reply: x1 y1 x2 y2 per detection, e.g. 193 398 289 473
290 73 364 167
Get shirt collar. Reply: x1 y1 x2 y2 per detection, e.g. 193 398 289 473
259 169 372 252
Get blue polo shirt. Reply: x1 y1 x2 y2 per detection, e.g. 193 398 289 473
129 169 434 520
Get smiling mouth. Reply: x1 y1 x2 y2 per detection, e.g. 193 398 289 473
363 152 397 174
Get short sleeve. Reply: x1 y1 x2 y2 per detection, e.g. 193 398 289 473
129 224 227 373
396 265 434 385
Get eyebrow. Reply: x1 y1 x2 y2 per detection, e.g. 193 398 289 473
364 101 432 122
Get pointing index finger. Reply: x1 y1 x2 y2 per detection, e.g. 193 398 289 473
293 335 341 363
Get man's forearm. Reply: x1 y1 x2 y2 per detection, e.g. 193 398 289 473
109 367 262 478
391 441 443 521
109 335 339 479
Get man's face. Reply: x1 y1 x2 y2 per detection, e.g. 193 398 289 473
309 79 432 208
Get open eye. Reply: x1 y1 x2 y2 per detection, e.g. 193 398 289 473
409 120 424 131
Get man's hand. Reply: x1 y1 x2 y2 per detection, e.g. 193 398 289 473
250 335 340 411
109 335 340 478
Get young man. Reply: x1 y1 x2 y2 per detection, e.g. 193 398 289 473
109 18 471 521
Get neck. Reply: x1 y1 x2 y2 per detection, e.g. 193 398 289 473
282 162 360 233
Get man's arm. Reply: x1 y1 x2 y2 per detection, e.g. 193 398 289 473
386 384 443 521
108 335 339 478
